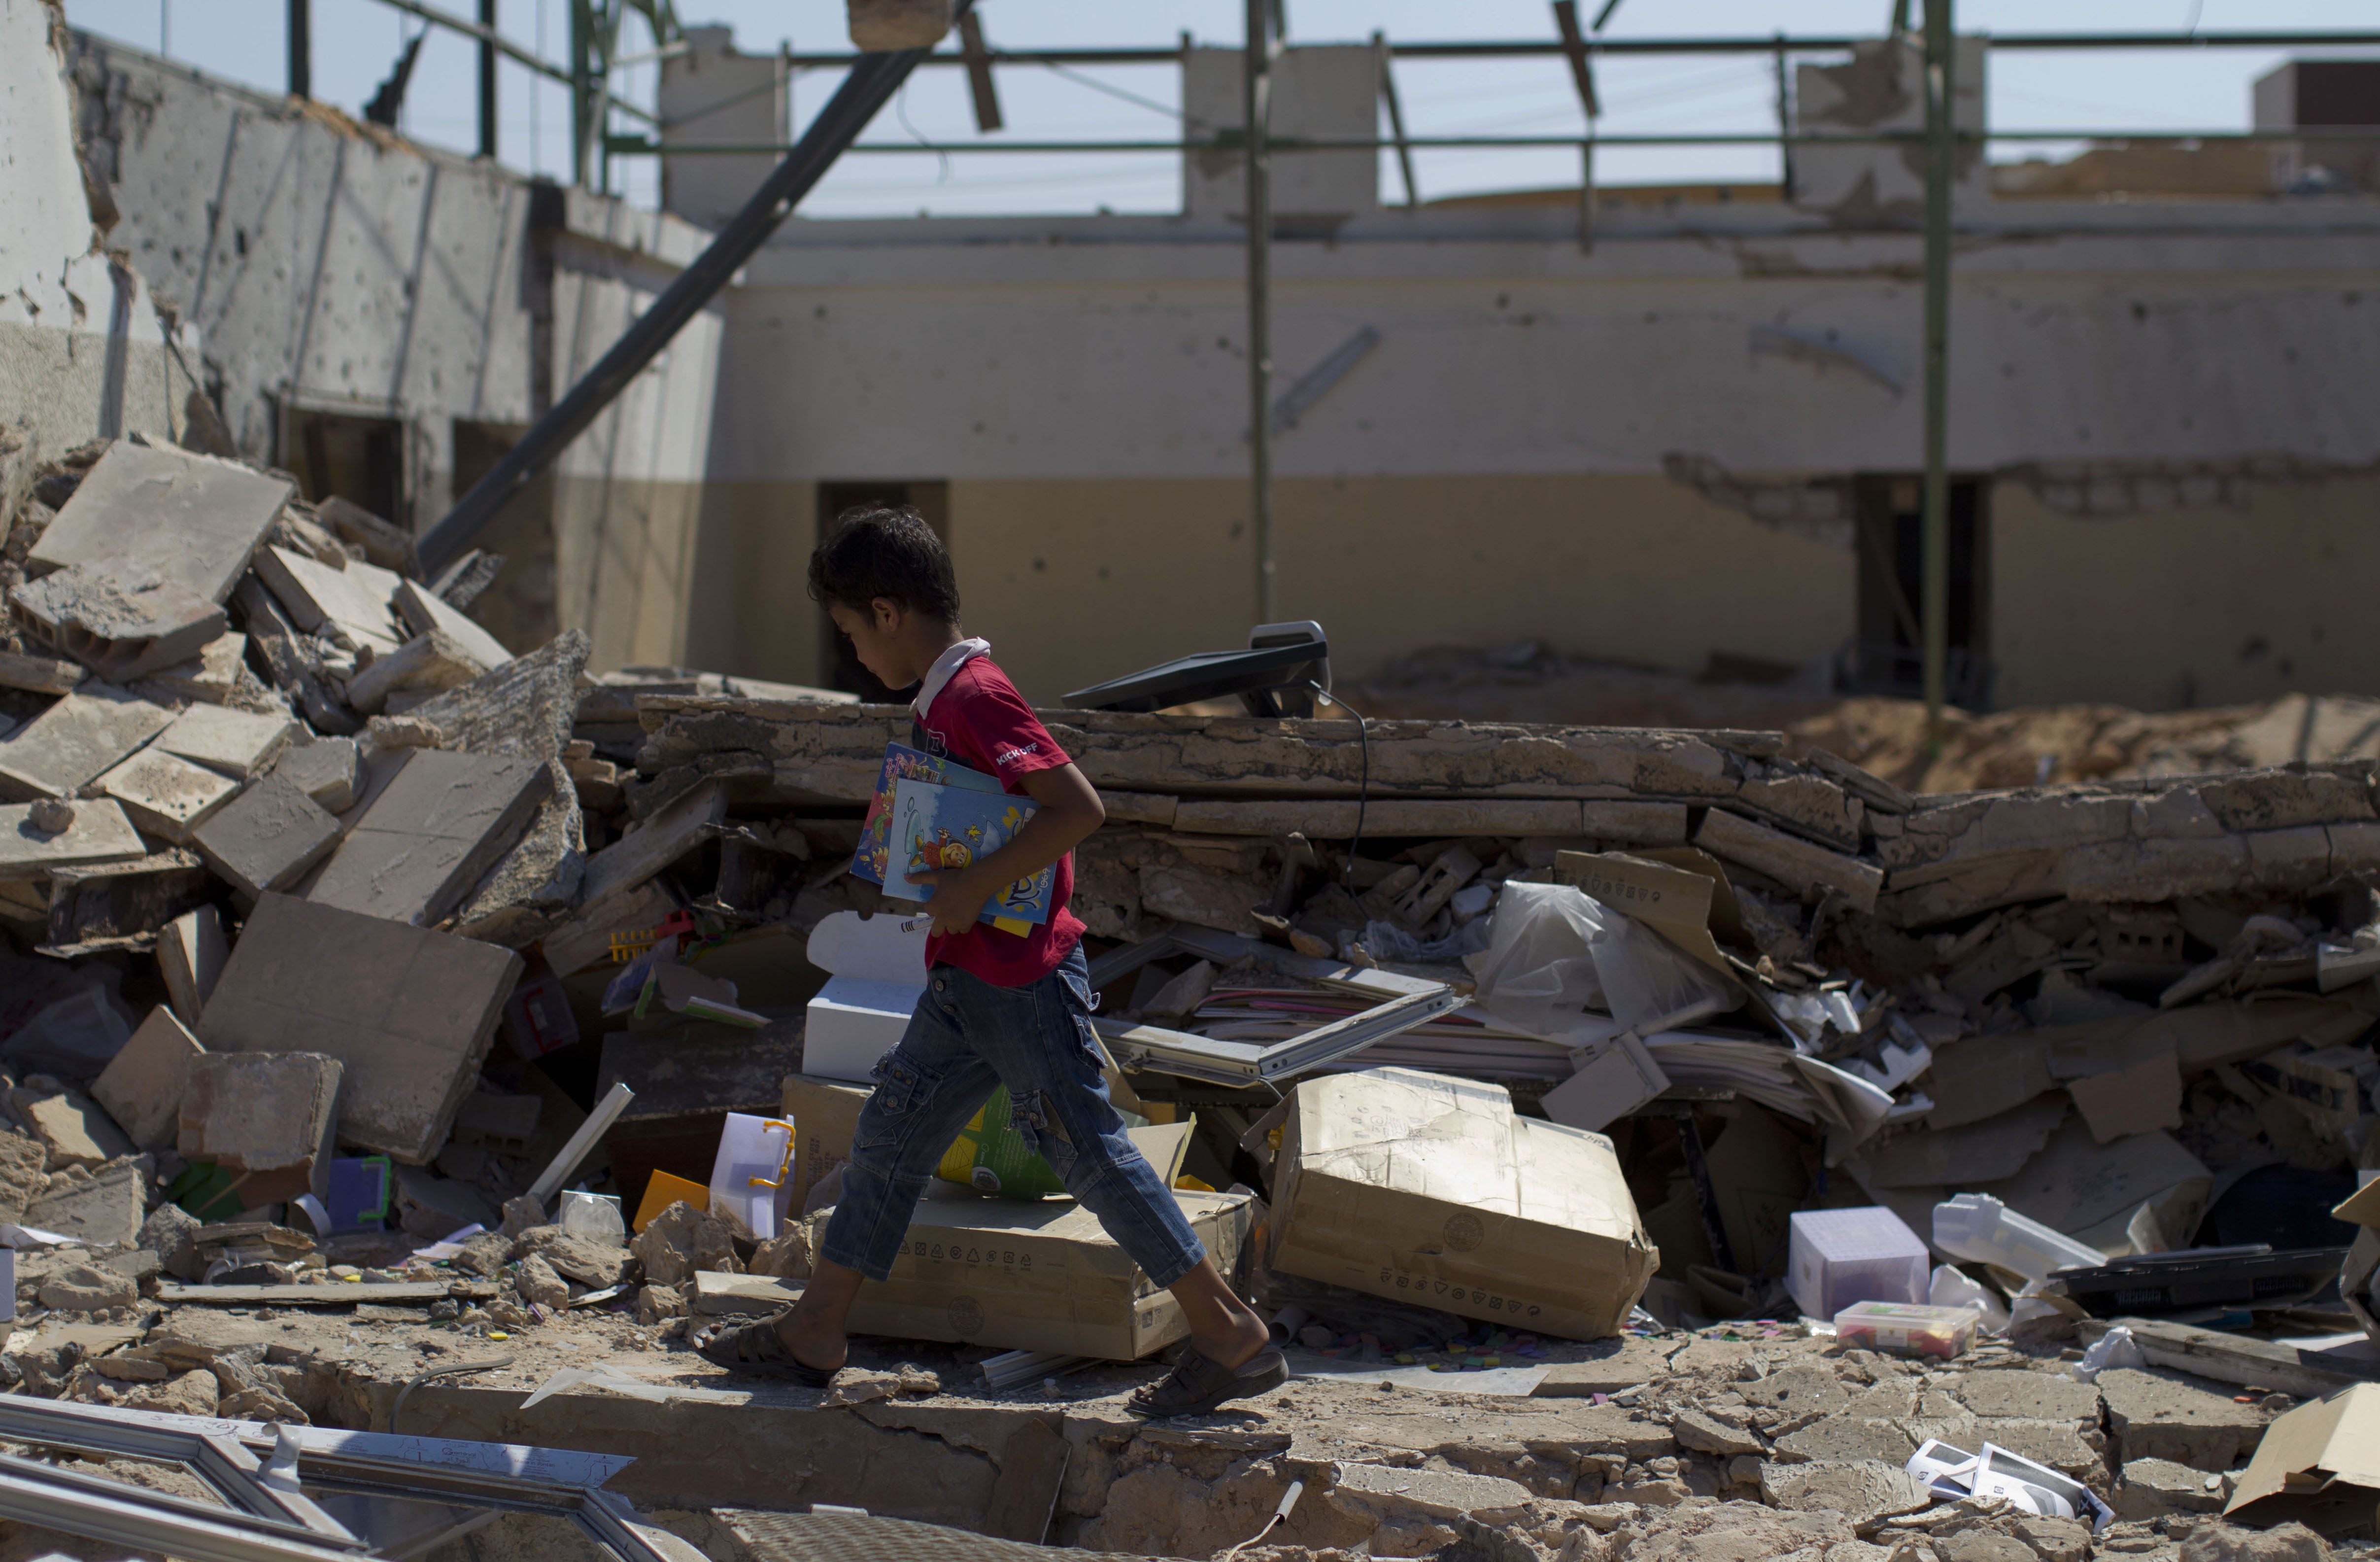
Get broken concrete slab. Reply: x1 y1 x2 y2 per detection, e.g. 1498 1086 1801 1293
39 1262 136 1314
16 1089 136 1168
93 1006 204 1152
7 556 229 679
158 905 227 1025
345 630 491 716
1760 1459 1934 1529
231 576 356 737
1327 1461 1535 1525
137 630 246 706
1692 808 1884 912
307 748 551 926
0 1131 45 1225
270 736 362 812
26 1160 144 1249
40 846 209 954
153 703 297 781
0 649 86 696
1739 1362 1856 1418
2115 1457 2230 1520
315 496 416 574
0 799 145 879
95 747 237 843
178 1051 341 1205
579 779 725 917
1947 1369 2103 1423
198 892 521 1163
28 442 290 605
250 545 407 654
2099 1367 2275 1472
189 775 341 901
1671 1407 1766 1458
393 579 512 672
1771 1415 1919 1466
0 683 176 801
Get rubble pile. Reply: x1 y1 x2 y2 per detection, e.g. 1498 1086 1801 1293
0 435 2377 1558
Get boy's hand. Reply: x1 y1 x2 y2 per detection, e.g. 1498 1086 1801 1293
906 864 993 937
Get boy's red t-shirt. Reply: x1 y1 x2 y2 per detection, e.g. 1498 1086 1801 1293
914 656 1086 987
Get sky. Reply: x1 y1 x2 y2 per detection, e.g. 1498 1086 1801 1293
59 0 2380 218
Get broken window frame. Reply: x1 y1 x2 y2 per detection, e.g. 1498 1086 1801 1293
276 392 416 536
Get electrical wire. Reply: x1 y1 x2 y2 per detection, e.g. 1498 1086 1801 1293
1310 682 1370 891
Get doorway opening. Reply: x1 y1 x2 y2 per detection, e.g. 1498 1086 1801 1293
284 406 406 525
1849 474 1992 709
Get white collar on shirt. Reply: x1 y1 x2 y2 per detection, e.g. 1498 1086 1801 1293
911 637 990 717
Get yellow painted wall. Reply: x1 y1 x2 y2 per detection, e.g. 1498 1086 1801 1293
553 474 710 670
1990 474 2380 710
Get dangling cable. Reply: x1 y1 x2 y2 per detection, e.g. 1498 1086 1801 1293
1310 682 1369 891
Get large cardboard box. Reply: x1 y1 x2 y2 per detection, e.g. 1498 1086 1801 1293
2225 1381 2380 1537
1265 1067 1656 1340
830 1184 1254 1360
803 912 928 1082
2338 1179 2380 1353
781 1073 873 1217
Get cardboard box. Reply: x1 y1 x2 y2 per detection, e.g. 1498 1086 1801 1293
834 1185 1255 1360
2338 1180 2380 1353
781 1073 873 1216
2224 1382 2380 1537
803 911 928 1083
1264 1067 1655 1340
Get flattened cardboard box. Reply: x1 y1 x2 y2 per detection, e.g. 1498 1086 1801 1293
2337 1180 2380 1353
2226 1381 2380 1537
835 1186 1253 1361
1269 1067 1656 1341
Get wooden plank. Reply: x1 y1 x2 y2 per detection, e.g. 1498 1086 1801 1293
156 1281 496 1306
2081 1317 2380 1399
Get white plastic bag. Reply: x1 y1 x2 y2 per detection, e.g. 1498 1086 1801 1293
1469 883 1612 1039
1930 1263 2011 1333
1589 909 1734 1034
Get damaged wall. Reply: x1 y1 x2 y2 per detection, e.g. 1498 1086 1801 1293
0 0 196 527
59 34 723 672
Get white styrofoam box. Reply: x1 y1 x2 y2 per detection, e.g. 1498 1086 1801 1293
807 909 929 984
1787 1206 1929 1319
805 977 924 1084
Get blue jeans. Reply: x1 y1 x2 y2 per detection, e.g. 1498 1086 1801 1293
820 947 1208 1288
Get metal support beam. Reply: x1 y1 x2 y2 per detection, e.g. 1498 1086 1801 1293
958 10 1002 132
417 6 975 575
477 0 497 157
1373 31 1417 208
1551 0 1600 118
1578 138 1595 252
570 0 595 187
288 0 309 98
1246 0 1279 626
1920 0 1953 743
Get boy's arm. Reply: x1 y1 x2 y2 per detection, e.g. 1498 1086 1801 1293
905 762 1104 936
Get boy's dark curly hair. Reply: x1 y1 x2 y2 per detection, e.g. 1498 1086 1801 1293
807 503 962 623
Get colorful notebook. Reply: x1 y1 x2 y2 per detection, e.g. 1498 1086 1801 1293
883 774 1054 929
850 742 1005 888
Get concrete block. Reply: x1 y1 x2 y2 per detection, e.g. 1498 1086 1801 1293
1694 807 1884 911
8 557 228 679
250 546 405 654
138 631 246 706
2113 1457 2229 1520
178 1051 342 1205
190 776 341 901
198 893 520 1163
0 650 86 696
95 747 237 843
14 1091 136 1169
2099 1367 2274 1472
307 748 550 925
271 737 363 812
41 847 209 952
392 580 512 672
94 1006 205 1152
154 704 297 780
158 905 228 1025
1759 1460 1934 1529
28 443 290 605
345 630 491 715
25 1162 144 1248
0 684 176 801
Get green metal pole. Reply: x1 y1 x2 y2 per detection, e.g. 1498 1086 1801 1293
1920 0 1953 745
1247 0 1275 626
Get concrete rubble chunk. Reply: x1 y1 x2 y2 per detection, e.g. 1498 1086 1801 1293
1693 806 1885 911
1947 1370 2101 1423
250 545 406 654
1328 1461 1535 1523
138 630 247 706
514 1251 570 1309
578 779 724 918
8 556 229 679
1609 1497 1855 1562
154 703 297 780
1673 1407 1767 1458
0 649 86 696
2098 1367 2275 1473
189 775 341 901
178 1051 342 1205
392 579 513 672
271 736 363 812
197 893 521 1163
95 746 237 844
0 683 176 801
137 1202 204 1281
306 748 551 926
2178 1522 2333 1562
1739 1363 1856 1417
16 1090 136 1169
27 1160 145 1248
1771 1416 1919 1467
345 629 492 715
2114 1457 2230 1520
158 904 228 1024
631 1201 739 1287
94 1006 205 1153
316 495 417 574
514 1225 636 1289
41 846 208 952
0 1131 48 1224
28 442 291 605
38 1262 137 1314
1759 1459 1934 1529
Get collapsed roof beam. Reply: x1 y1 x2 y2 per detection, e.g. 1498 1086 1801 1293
414 3 973 575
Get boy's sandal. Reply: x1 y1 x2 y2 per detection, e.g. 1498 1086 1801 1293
1125 1345 1288 1418
691 1313 841 1388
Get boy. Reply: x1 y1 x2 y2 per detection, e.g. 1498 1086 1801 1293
695 505 1284 1417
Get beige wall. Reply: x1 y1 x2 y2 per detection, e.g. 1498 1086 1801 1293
553 474 710 670
1991 474 2380 711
